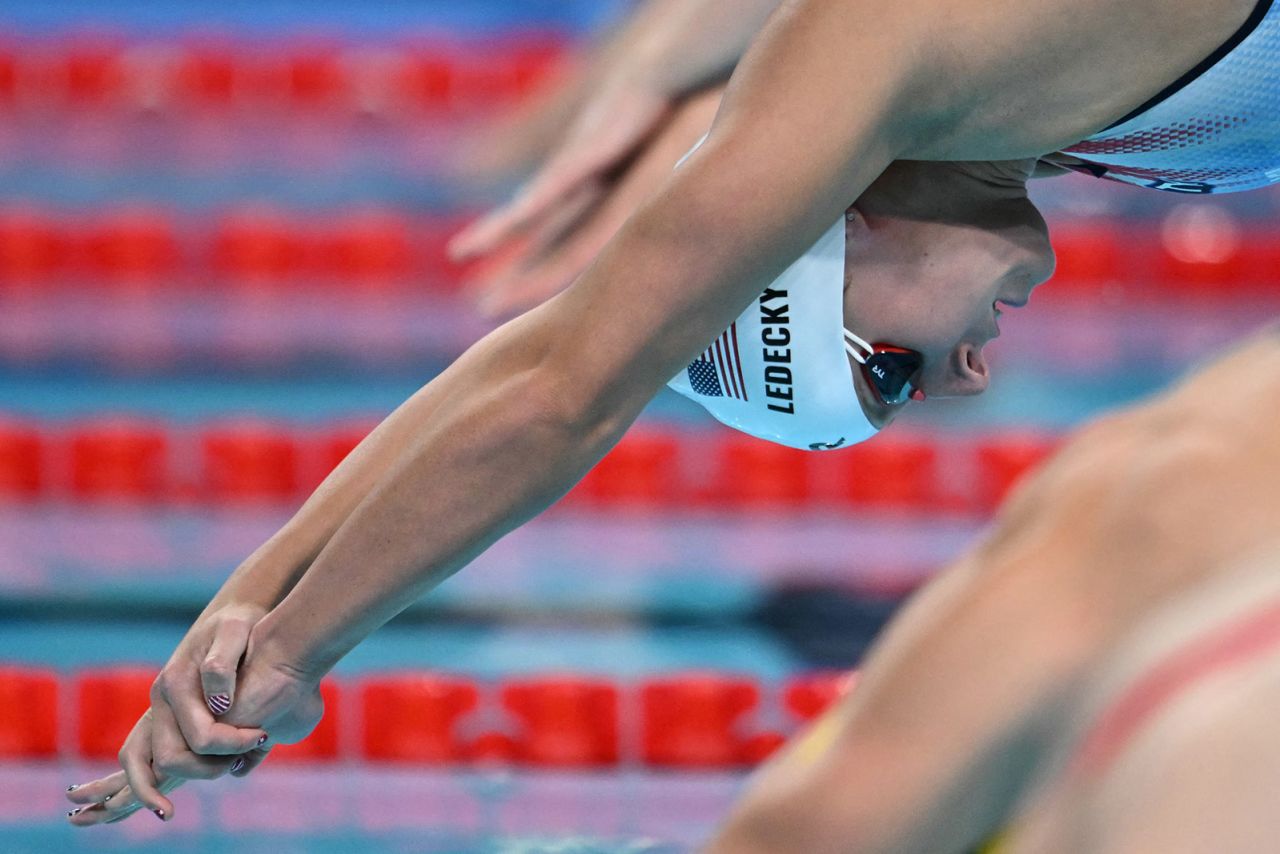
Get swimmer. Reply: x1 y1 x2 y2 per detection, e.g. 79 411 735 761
704 326 1280 853
66 0 1280 828
998 545 1280 853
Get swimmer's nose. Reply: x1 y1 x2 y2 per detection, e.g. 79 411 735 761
932 344 990 398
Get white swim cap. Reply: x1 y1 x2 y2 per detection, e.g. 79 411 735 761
667 216 879 451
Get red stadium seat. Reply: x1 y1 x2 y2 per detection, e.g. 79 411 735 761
570 429 681 510
115 44 180 112
783 671 856 723
201 422 301 502
702 436 812 508
0 208 70 286
500 676 619 767
68 419 169 500
173 43 239 107
739 730 786 764
974 433 1059 512
315 210 414 286
837 436 941 512
80 209 182 284
269 679 341 763
0 666 58 758
304 421 375 492
342 46 403 116
640 673 762 767
0 43 16 105
0 420 42 499
499 34 570 100
1153 209 1280 299
393 44 457 113
449 34 568 110
418 214 478 290
76 667 155 760
41 38 128 107
360 673 479 763
211 207 307 284
1041 220 1128 301
467 731 518 763
281 45 351 110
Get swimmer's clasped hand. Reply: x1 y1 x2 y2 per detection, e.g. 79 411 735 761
64 602 288 827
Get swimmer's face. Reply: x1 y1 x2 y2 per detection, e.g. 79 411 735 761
842 160 1055 427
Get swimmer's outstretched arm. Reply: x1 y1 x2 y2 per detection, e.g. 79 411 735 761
79 1 927 822
246 0 928 681
238 0 1188 681
706 328 1280 853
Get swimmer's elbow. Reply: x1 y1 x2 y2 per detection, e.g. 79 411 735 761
507 329 644 451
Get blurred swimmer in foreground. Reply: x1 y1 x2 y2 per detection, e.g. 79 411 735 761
705 326 1280 853
999 546 1280 854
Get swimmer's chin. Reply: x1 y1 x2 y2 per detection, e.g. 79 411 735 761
852 371 903 430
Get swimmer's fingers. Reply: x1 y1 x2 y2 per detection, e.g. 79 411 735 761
65 769 128 806
470 177 606 317
150 696 249 779
479 203 619 319
444 54 588 184
229 745 272 778
200 605 260 717
70 776 185 827
67 710 177 827
481 120 678 318
117 708 177 822
448 82 670 262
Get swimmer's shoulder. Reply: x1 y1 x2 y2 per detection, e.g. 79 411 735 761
874 0 1264 158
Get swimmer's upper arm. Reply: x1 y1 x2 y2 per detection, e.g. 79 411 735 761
526 0 930 416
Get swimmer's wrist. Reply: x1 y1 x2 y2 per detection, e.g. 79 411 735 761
206 525 323 614
246 607 334 685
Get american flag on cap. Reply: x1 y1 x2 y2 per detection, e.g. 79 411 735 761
686 323 748 401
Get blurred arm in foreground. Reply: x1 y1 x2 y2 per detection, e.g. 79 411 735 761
448 0 781 316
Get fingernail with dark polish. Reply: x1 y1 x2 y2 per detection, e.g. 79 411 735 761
257 733 268 746
153 808 165 821
207 693 231 715
66 784 78 792
103 794 112 803
230 756 246 774
68 808 81 817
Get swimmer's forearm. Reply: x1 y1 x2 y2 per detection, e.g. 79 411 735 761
605 0 782 96
198 378 466 615
246 311 645 679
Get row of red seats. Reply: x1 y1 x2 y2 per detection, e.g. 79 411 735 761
4 207 1278 298
0 418 1058 511
0 417 375 505
1045 213 1280 301
0 666 853 768
0 207 476 290
0 34 569 115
